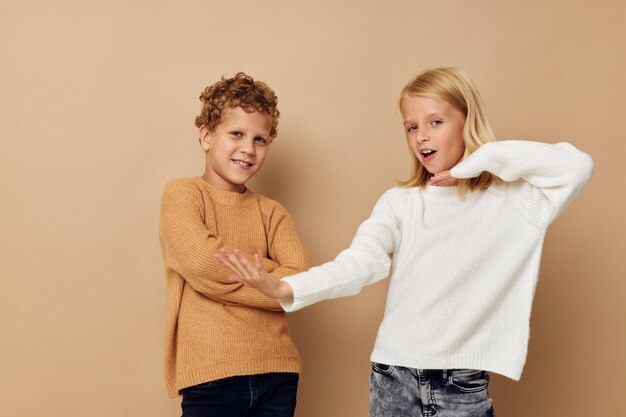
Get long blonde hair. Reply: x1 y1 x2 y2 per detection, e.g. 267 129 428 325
397 68 499 195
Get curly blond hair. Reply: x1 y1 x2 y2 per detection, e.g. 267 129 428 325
194 72 280 139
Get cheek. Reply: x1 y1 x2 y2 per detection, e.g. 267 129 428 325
456 138 466 153
455 125 466 149
454 141 466 161
451 131 465 152
407 140 419 157
255 148 269 163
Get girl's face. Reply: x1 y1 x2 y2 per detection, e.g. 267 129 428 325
401 95 466 175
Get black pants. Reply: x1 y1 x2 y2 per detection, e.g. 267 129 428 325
181 372 298 417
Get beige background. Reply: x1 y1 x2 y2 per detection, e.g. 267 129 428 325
1 1 624 416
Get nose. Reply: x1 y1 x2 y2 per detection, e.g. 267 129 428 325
417 133 430 143
239 139 255 155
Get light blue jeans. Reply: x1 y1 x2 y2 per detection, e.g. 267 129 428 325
370 363 495 417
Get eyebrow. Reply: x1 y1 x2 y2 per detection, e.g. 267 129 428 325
403 113 445 125
227 126 270 136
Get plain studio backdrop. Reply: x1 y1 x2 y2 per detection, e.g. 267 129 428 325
1 1 624 416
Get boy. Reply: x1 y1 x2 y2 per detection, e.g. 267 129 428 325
159 72 311 417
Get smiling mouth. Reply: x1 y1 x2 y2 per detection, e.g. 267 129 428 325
232 159 253 167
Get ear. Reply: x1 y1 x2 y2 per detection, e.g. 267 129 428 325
199 125 211 151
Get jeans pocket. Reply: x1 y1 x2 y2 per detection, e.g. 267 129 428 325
371 362 395 376
184 375 239 392
449 369 489 393
184 380 216 391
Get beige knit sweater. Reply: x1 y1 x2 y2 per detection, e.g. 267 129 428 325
159 177 312 397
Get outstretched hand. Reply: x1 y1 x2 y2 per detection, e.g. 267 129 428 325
429 170 458 187
215 249 294 300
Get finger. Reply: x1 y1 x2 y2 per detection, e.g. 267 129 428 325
429 176 442 186
431 179 455 187
430 171 453 186
215 250 242 274
439 173 458 186
253 254 272 279
254 253 265 272
221 261 247 283
216 248 238 265
228 273 242 283
215 251 237 270
224 250 252 279
233 250 256 275
217 248 232 257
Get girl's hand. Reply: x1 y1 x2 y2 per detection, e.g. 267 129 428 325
429 170 458 187
215 249 294 300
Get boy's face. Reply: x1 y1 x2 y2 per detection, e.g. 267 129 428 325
200 107 272 193
401 95 466 175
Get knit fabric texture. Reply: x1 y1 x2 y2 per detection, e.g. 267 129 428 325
159 177 312 397
280 140 594 381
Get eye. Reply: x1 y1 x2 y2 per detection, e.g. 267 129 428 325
430 119 442 126
229 131 243 138
406 124 417 133
254 137 268 145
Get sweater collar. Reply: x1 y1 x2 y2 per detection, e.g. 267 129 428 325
422 184 462 200
194 177 257 206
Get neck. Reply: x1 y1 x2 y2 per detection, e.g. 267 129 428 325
201 171 246 194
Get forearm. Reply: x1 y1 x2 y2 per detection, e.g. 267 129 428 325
163 247 284 309
279 190 403 311
160 186 241 285
203 282 283 311
218 192 402 311
268 260 312 279
452 140 593 187
161 221 280 286
280 237 392 311
160 183 284 310
451 140 594 222
266 205 313 279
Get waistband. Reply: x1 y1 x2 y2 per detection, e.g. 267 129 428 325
372 362 487 381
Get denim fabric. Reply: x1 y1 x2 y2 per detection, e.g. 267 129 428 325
181 372 298 417
370 363 495 417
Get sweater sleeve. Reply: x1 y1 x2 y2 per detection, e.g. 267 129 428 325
159 182 282 311
450 140 594 225
279 189 404 312
265 203 313 279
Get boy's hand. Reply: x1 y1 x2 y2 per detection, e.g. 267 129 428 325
216 249 294 300
429 170 458 187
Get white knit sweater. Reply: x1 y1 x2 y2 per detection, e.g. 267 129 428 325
281 140 594 380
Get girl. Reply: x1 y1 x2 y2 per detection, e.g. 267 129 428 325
216 68 594 417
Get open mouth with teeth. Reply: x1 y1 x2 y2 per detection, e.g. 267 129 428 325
420 149 437 160
232 159 253 168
